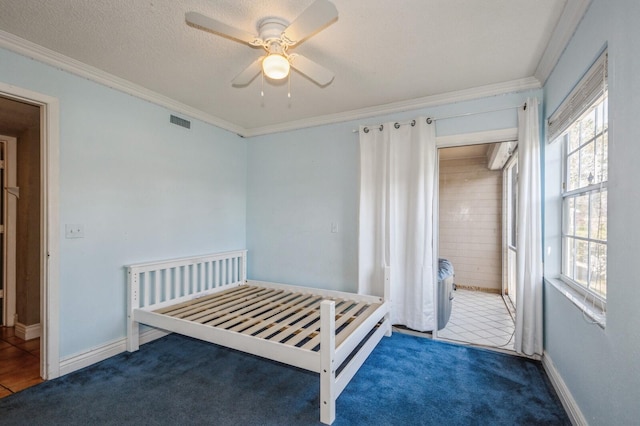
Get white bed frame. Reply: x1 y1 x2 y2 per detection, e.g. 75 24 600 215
126 250 391 424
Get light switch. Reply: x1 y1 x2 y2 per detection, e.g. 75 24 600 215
65 224 84 239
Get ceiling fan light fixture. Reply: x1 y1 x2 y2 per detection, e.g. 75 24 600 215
262 54 290 80
186 0 338 87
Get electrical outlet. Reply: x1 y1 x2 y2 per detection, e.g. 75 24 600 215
65 224 84 239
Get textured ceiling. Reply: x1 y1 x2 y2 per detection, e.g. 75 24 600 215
0 0 569 135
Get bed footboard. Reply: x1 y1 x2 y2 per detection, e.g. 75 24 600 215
127 250 247 352
320 265 391 424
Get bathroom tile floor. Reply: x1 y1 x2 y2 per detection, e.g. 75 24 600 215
437 288 515 351
0 327 42 399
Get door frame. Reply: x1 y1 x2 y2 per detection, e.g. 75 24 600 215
1 135 17 327
0 82 60 380
503 151 518 306
433 128 517 340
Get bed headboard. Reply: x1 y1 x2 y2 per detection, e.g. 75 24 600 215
127 250 247 310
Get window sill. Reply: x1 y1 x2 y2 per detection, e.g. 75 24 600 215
545 277 606 328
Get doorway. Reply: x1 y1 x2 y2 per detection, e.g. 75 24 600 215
0 84 60 386
0 97 44 395
435 141 516 351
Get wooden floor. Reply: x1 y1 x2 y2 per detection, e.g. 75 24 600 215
0 327 43 399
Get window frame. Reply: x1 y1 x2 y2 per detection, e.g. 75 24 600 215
558 98 608 306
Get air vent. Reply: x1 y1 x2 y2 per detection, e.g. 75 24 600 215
170 114 191 129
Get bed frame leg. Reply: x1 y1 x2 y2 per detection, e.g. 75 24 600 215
127 320 139 352
320 300 336 425
127 268 140 352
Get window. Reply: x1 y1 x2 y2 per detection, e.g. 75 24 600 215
549 50 608 304
561 95 608 299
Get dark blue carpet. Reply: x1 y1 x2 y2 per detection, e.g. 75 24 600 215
0 333 568 425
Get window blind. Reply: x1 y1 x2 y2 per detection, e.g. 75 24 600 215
548 50 608 142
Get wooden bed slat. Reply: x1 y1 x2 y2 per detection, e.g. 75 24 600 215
252 297 326 340
244 298 322 341
163 288 261 318
300 302 367 350
279 299 353 348
153 284 383 353
335 303 381 347
266 308 321 345
257 297 350 344
216 292 306 331
238 294 323 337
292 301 363 350
196 289 290 326
180 290 280 321
155 286 379 350
170 288 279 321
154 285 257 315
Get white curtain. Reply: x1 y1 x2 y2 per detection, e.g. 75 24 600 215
358 118 436 331
515 98 544 356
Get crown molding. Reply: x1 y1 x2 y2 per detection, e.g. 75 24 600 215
243 77 541 137
0 30 245 136
534 0 592 85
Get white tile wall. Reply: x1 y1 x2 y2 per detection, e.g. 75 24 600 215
439 155 503 292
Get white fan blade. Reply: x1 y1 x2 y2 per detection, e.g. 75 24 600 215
232 57 264 86
289 54 334 86
282 0 338 45
186 11 259 45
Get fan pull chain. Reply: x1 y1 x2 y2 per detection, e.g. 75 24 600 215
261 71 265 97
288 73 291 98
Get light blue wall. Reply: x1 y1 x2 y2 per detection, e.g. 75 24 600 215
543 0 640 423
0 47 247 358
246 122 359 292
246 90 541 292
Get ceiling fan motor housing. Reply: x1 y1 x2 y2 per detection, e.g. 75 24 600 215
257 17 289 44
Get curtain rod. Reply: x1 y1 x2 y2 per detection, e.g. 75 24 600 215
351 103 526 133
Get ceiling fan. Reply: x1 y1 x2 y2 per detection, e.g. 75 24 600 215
186 0 338 87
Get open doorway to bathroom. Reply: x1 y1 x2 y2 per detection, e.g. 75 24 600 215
435 142 517 351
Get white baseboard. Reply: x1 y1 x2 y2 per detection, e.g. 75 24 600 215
542 351 588 425
15 322 41 341
59 329 169 376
